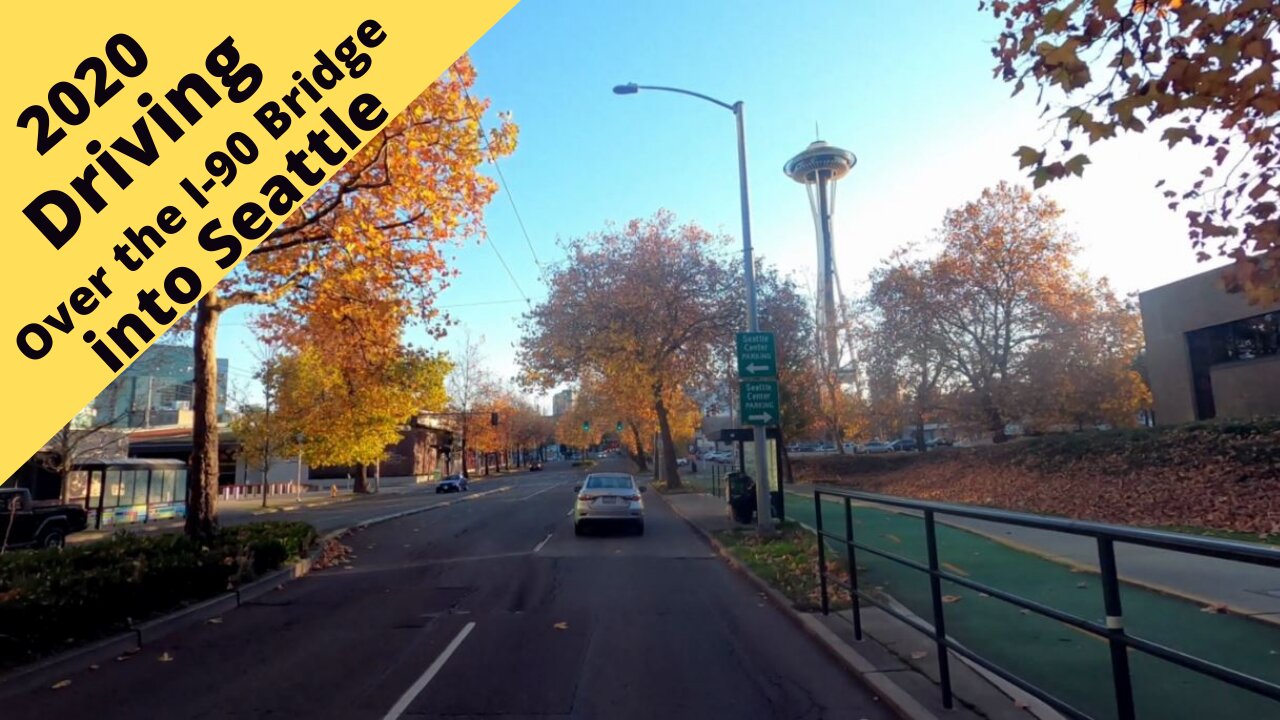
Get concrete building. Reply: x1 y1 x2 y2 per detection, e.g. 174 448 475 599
551 388 575 417
1139 265 1280 425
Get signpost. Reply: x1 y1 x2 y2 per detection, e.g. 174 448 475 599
735 332 777 378
733 330 783 525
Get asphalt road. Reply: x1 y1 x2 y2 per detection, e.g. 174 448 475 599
3 461 892 720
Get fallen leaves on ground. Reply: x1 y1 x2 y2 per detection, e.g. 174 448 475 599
942 595 962 604
313 539 353 570
910 651 928 660
1201 603 1229 614
794 422 1280 536
158 652 174 662
51 679 71 689
553 622 569 630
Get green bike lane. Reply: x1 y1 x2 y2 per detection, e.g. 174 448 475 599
783 491 1280 720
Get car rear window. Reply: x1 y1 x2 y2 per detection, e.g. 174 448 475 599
585 476 633 490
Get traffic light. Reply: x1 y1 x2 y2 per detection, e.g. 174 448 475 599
490 412 500 426
582 420 590 432
616 421 624 433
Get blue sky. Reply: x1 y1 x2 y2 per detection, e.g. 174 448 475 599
216 0 1217 409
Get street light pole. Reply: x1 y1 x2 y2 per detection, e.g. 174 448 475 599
614 82 774 533
294 432 305 503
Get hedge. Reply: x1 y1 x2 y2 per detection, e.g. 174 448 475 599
0 521 316 670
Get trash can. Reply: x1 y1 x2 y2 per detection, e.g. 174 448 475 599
727 472 756 524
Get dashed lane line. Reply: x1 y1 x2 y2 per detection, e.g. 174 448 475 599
381 621 476 720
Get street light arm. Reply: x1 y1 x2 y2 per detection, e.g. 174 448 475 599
626 83 738 113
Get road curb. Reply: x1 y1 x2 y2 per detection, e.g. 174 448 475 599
0 485 513 694
654 492 935 720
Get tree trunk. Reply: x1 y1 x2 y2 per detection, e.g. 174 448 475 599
653 394 682 489
628 424 648 472
778 426 794 485
354 464 370 494
460 434 469 478
984 393 1007 443
186 291 222 539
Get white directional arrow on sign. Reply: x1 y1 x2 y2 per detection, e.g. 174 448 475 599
746 412 773 424
745 363 770 374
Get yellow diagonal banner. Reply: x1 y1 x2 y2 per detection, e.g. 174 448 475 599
1 2 518 481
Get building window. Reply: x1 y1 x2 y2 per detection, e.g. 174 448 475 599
1185 311 1280 420
65 470 89 503
1224 312 1279 361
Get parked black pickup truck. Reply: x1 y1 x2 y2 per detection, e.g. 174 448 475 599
0 488 88 549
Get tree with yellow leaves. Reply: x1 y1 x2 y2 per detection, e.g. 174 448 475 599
185 58 515 537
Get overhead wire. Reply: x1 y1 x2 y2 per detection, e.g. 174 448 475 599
463 87 544 272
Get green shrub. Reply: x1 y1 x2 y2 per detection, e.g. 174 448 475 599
0 521 316 670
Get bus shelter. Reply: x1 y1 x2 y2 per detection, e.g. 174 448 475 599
64 458 189 529
716 427 784 522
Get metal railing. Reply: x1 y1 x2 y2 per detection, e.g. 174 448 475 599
812 488 1280 720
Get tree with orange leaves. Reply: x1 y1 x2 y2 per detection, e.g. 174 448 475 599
185 58 515 537
864 183 1149 439
984 0 1280 302
519 212 740 488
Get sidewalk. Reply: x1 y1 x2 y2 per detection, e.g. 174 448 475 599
660 489 1033 720
67 482 436 545
792 482 1280 619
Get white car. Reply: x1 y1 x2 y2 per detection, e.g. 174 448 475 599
574 473 646 535
861 441 894 454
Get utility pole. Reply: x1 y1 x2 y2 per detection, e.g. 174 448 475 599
143 376 154 428
294 433 305 503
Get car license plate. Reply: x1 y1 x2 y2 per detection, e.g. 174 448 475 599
599 497 617 504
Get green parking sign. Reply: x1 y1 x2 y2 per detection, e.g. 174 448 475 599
736 332 776 378
739 380 779 426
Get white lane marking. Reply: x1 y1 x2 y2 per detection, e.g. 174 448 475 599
381 621 476 720
533 532 553 553
504 482 565 501
566 508 574 517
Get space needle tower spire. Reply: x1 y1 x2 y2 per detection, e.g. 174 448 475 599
783 140 857 377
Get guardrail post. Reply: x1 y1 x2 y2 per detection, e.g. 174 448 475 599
1097 537 1137 720
844 496 862 640
815 492 829 615
924 509 954 709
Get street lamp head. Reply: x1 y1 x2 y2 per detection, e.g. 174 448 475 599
612 83 639 95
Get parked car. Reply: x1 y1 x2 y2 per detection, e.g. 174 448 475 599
0 488 88 549
890 438 919 452
675 457 688 466
529 461 543 471
573 473 646 536
436 474 469 493
925 437 952 449
861 440 894 454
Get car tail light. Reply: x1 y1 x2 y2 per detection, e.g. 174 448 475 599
623 494 641 502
